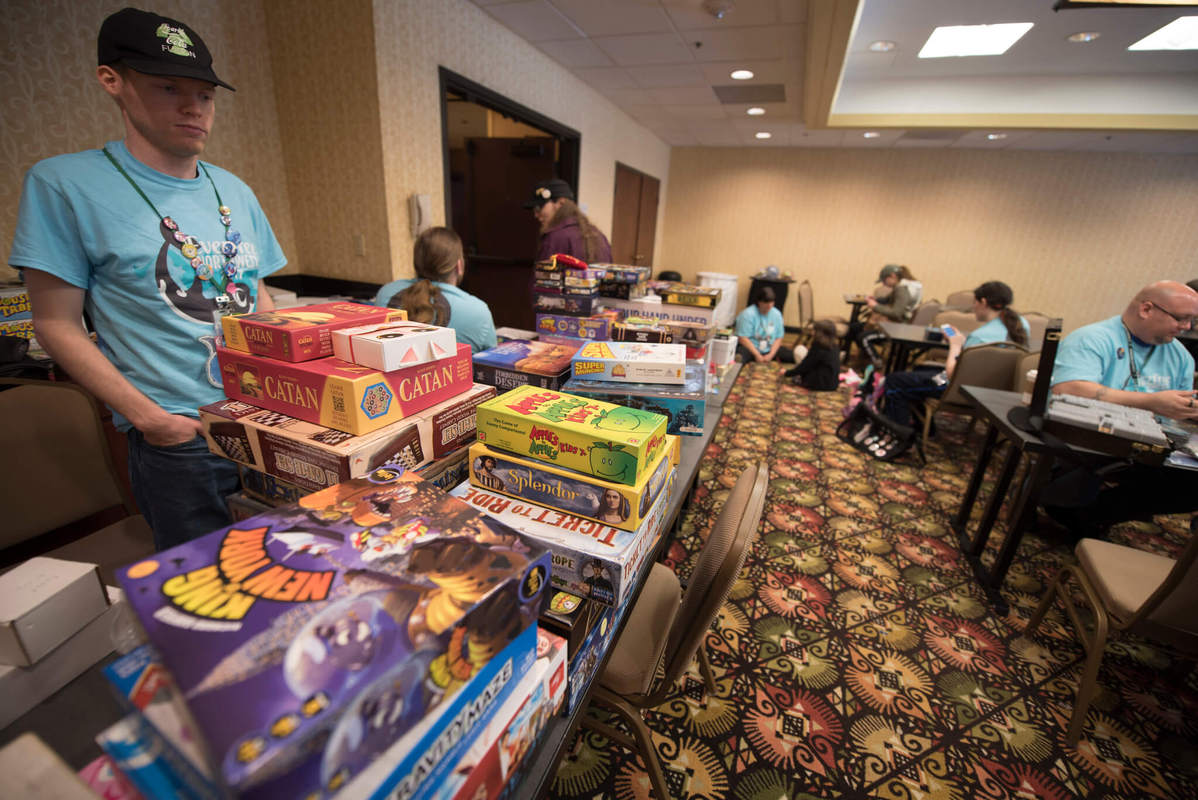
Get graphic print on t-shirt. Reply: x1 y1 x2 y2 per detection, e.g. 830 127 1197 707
154 220 255 325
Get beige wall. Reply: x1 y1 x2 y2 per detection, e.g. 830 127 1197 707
658 148 1198 332
371 0 672 282
0 0 296 283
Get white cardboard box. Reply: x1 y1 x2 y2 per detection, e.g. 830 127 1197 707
0 733 97 800
0 586 123 728
0 557 109 666
332 320 458 371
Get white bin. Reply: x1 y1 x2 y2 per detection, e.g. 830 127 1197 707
696 271 739 329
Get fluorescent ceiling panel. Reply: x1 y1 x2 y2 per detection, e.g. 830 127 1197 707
1128 16 1198 50
918 23 1034 58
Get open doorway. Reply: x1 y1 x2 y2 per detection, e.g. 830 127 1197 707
439 68 580 330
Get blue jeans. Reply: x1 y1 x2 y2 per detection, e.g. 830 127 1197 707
127 430 239 552
882 366 947 427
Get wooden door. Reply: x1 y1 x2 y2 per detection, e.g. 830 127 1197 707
457 137 556 330
610 163 660 267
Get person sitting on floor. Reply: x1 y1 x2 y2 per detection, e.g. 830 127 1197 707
785 319 841 390
881 280 1029 431
1042 280 1198 538
734 286 795 365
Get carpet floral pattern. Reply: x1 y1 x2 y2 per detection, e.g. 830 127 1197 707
548 363 1198 800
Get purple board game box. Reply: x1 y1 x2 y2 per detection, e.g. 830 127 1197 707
117 470 551 797
472 340 579 391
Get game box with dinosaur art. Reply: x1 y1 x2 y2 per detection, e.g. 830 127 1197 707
464 435 678 533
561 362 707 436
117 470 551 798
474 387 669 486
221 302 406 362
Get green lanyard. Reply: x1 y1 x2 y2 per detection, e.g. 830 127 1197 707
102 147 239 304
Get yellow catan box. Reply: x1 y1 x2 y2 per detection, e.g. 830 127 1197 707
467 433 678 533
475 386 669 486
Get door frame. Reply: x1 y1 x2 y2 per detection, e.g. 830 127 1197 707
438 67 581 225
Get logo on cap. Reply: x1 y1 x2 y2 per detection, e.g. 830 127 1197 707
156 23 196 58
538 188 551 199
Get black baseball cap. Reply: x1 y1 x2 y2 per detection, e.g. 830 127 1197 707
524 179 574 209
98 8 234 91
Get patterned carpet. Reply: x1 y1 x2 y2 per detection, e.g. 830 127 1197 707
548 362 1198 800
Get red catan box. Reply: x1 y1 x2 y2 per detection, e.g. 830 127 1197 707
216 342 473 436
221 302 407 362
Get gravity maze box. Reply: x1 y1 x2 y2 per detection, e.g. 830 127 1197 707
116 470 551 798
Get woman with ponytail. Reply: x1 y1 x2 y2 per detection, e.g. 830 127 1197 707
525 179 612 263
880 280 1029 430
373 227 497 354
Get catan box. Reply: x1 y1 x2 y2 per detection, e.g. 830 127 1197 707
221 302 406 363
474 387 668 486
117 470 550 798
215 342 473 436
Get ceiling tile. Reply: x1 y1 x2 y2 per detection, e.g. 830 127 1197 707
779 0 807 25
572 66 638 90
649 86 719 105
660 104 729 121
484 1 582 43
792 129 844 147
697 58 798 85
663 0 782 31
692 122 746 146
538 38 613 67
550 0 674 37
838 129 904 147
687 25 802 63
622 104 672 124
601 87 658 105
628 64 708 88
593 32 696 65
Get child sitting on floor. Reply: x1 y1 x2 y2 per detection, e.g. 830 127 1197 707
785 319 841 391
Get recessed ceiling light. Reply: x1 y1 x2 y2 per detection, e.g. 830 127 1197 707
730 69 754 80
862 131 881 139
986 133 1008 140
746 107 765 116
868 40 896 52
918 22 1034 58
1128 16 1198 51
1067 31 1101 43
755 132 772 139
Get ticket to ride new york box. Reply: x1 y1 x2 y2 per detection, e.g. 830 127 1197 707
474 386 669 486
465 435 677 533
222 302 406 362
200 383 495 491
117 470 550 797
562 362 707 436
571 341 687 385
451 465 673 608
216 342 473 436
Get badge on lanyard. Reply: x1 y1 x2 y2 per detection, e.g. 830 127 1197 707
212 294 233 336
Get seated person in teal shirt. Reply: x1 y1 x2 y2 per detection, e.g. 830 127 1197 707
1042 280 1198 538
881 281 1029 429
374 227 497 354
734 286 795 364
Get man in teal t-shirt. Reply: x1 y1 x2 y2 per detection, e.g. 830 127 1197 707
734 286 794 364
1042 281 1198 537
9 9 286 550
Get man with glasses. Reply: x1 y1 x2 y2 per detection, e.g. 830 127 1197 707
1042 280 1198 538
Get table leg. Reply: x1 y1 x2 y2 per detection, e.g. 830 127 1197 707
953 424 998 543
967 441 1021 558
985 451 1055 594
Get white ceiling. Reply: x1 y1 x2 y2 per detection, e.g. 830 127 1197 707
471 0 1198 153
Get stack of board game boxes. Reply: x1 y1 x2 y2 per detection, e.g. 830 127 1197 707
202 302 496 514
0 281 46 359
110 468 567 800
457 385 679 711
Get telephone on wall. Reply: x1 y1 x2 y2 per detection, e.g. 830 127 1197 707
408 194 432 238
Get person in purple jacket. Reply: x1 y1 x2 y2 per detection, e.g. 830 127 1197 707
525 179 612 263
